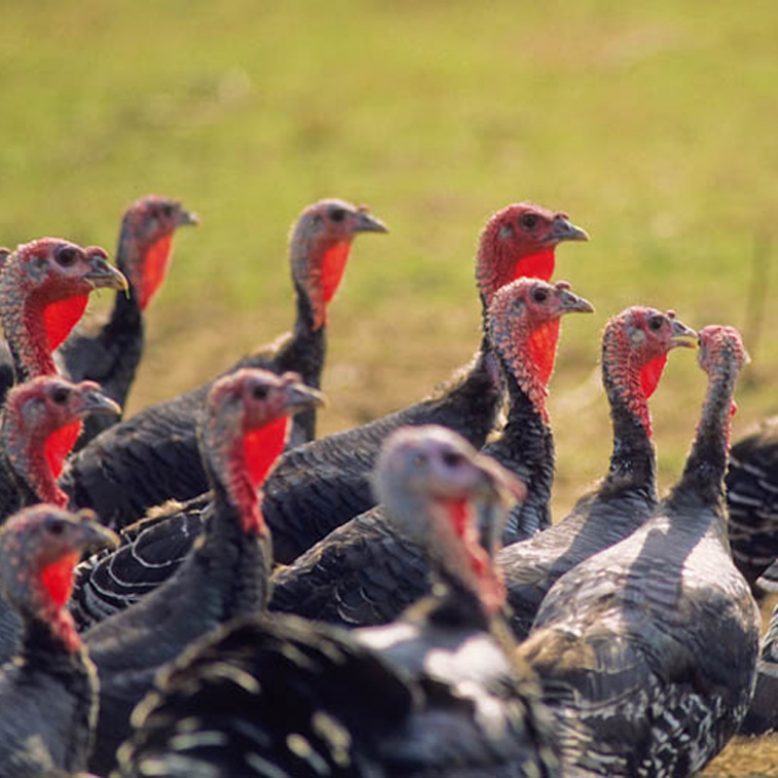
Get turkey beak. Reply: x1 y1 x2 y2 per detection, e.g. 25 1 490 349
354 211 389 234
284 383 327 414
474 455 527 507
177 209 200 228
559 290 595 315
74 512 120 553
81 388 122 418
85 255 129 292
670 318 698 349
549 215 589 244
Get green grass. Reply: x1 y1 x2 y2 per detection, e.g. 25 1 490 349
1 2 777 771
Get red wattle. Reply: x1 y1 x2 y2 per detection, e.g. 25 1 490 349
321 241 352 305
39 552 79 609
44 421 83 483
526 319 561 389
242 416 289 490
639 353 669 399
42 295 89 352
509 248 556 284
139 234 173 311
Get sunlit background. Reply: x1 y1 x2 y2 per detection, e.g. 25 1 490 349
2 1 777 770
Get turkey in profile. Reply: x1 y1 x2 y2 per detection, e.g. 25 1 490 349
59 195 198 446
83 369 324 774
0 239 127 402
0 505 117 777
519 325 760 777
61 199 387 528
499 305 696 640
269 277 594 626
117 425 559 777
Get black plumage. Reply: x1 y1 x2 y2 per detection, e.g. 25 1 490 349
738 599 778 736
725 415 778 596
519 325 760 777
83 370 322 774
60 199 386 529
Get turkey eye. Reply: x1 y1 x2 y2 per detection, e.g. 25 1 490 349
252 385 269 401
51 388 70 405
55 247 78 267
649 316 664 331
532 288 549 303
329 208 347 223
441 451 465 468
520 214 538 230
48 520 65 536
160 204 175 218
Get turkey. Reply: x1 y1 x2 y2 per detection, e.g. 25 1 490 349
82 369 323 774
0 505 117 777
0 377 121 521
0 239 128 402
268 278 594 626
499 305 697 640
117 425 559 778
725 416 778 595
60 199 387 528
519 325 760 777
59 195 197 446
739 599 778 735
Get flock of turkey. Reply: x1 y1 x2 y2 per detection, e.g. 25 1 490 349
0 194 775 777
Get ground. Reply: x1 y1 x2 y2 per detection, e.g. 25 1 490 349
1 1 777 773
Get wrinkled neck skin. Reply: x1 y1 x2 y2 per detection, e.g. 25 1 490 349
0 423 67 507
674 362 737 509
600 329 657 497
0 264 57 380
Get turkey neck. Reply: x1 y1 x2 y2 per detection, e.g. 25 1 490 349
673 358 738 510
490 366 554 543
194 421 274 612
106 223 143 333
600 330 657 498
1 424 67 512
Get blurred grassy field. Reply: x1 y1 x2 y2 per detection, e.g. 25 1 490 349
1 1 777 772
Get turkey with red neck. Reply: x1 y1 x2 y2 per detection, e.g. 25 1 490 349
268 278 594 626
0 238 128 402
60 199 386 529
498 305 697 640
82 368 324 775
0 377 121 520
476 202 588 307
117 426 559 778
519 325 759 777
0 505 117 776
59 195 198 448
